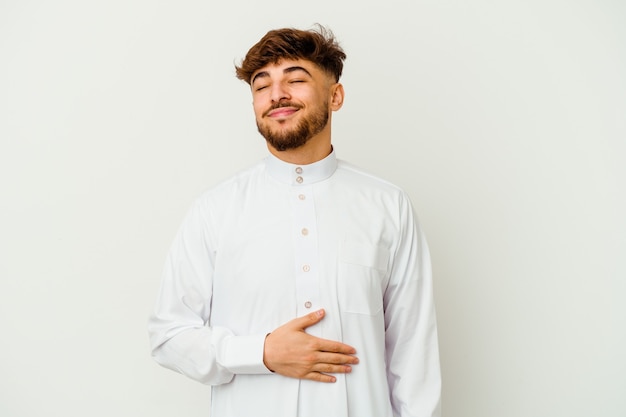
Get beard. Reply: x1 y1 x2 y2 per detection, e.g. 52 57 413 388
256 101 329 151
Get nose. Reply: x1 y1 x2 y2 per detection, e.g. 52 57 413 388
270 82 290 103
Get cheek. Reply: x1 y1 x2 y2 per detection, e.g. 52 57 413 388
252 101 264 119
252 94 270 111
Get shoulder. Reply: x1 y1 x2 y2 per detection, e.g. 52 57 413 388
335 159 409 199
193 159 266 208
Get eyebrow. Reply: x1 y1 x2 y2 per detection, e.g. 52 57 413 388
251 66 313 85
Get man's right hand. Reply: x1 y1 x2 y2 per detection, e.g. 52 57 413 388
262 309 359 383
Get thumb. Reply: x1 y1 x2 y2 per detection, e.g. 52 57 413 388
292 309 325 330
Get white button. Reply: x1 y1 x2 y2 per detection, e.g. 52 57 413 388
304 301 312 308
298 194 306 200
302 265 310 272
295 167 303 174
301 228 309 236
296 176 303 183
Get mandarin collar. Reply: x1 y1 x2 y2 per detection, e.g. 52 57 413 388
265 149 338 186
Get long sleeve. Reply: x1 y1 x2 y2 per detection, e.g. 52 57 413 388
147 197 271 385
384 193 442 417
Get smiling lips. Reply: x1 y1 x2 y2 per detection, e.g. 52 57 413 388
268 108 298 118
264 103 302 119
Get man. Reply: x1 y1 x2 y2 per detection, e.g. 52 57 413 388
148 26 441 417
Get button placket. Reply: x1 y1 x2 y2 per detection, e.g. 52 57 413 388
291 184 320 327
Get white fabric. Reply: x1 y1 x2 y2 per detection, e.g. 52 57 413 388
148 150 441 417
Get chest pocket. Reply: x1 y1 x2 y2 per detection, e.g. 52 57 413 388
338 242 390 315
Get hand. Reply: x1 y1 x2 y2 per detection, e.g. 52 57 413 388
263 309 359 383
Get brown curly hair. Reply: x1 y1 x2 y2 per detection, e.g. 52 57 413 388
235 25 346 85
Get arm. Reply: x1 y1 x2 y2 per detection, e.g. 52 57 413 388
384 194 442 416
147 198 270 385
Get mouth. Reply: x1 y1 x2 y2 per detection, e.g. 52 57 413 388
264 103 302 119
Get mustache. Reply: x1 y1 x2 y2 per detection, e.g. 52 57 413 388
263 101 303 117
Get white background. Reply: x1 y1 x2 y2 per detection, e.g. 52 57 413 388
1 1 624 416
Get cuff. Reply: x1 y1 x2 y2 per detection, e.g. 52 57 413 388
216 333 273 375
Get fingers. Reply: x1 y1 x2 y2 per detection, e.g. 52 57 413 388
290 309 326 330
306 372 339 383
315 351 359 366
304 363 353 383
290 310 357 354
297 350 358 383
314 338 357 355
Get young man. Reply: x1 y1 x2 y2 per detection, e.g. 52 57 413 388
148 26 441 417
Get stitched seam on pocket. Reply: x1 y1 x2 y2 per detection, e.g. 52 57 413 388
340 242 389 271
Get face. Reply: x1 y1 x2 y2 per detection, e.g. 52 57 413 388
250 59 341 152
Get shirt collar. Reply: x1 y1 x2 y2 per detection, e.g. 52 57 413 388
265 149 338 186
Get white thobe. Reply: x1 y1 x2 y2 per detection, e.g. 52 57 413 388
148 150 441 416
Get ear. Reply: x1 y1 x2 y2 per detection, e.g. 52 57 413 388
330 83 345 111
